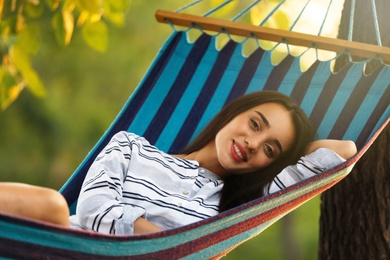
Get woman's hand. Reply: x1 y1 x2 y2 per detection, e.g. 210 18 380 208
133 217 164 234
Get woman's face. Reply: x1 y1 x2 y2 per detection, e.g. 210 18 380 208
215 102 296 175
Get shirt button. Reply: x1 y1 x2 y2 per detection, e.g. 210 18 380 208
200 169 205 174
183 191 189 195
191 176 196 179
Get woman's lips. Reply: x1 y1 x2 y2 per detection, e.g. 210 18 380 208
231 140 248 162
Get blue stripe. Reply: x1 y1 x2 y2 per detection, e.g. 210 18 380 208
309 62 353 136
277 57 302 96
225 44 265 103
245 50 274 93
329 64 384 140
124 32 184 132
192 42 247 139
317 63 365 139
299 60 332 116
129 33 193 137
344 66 390 141
356 85 390 148
144 34 212 146
155 36 219 152
263 55 294 91
290 60 321 105
170 39 239 151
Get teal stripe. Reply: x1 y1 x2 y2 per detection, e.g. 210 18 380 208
245 51 274 93
317 63 364 139
277 57 302 96
343 66 390 140
155 37 219 151
370 107 390 140
192 44 246 139
129 35 192 136
300 60 332 116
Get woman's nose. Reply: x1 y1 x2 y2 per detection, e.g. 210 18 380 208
245 135 263 154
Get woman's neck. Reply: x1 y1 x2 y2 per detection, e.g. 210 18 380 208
176 141 230 178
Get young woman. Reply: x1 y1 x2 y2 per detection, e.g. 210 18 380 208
70 91 356 235
0 91 356 229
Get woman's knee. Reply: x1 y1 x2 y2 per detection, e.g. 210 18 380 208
0 183 70 226
40 188 70 226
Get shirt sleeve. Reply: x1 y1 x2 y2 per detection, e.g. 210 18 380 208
75 131 146 235
266 148 346 194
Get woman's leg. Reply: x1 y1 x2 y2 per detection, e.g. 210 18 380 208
0 182 69 226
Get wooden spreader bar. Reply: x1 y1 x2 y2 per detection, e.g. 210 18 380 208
156 10 390 63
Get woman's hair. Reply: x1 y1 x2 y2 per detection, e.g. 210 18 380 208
182 91 316 212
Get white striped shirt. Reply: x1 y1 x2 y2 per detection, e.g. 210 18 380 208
70 132 344 235
72 131 223 235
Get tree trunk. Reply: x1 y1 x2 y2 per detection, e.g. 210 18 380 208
318 125 390 259
319 1 390 259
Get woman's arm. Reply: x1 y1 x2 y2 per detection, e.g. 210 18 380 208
266 139 357 195
305 139 357 160
76 132 160 235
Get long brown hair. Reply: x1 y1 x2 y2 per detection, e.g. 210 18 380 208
182 91 315 212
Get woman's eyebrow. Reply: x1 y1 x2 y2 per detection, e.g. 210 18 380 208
255 111 283 154
255 111 269 128
274 140 283 154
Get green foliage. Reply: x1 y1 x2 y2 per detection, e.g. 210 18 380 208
81 20 108 52
0 0 130 110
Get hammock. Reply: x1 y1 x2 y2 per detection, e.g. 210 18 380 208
1 1 389 258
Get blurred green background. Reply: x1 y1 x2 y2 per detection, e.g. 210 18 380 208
0 1 321 259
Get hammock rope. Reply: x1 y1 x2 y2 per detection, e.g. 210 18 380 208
348 0 355 41
370 0 382 47
288 0 311 31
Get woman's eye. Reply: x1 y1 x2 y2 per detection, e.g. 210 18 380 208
250 119 260 131
265 144 274 158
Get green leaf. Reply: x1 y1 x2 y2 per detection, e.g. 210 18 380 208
52 11 66 47
52 11 74 46
103 0 131 27
105 0 131 12
10 44 46 97
25 1 44 18
0 67 22 110
22 67 46 97
45 0 60 11
75 0 101 14
81 20 108 53
16 24 41 55
103 11 124 27
10 44 31 72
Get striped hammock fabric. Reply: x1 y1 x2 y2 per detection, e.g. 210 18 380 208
0 31 389 259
